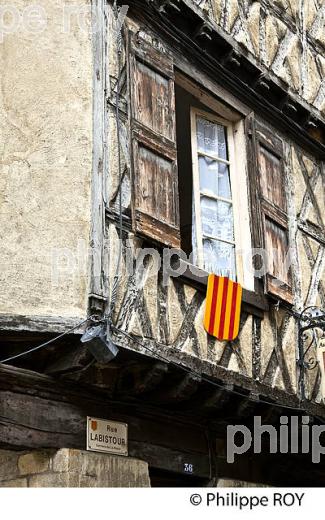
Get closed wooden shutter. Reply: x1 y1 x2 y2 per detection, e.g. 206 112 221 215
248 117 292 303
128 31 180 248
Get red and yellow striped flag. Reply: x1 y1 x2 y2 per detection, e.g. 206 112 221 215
204 275 242 341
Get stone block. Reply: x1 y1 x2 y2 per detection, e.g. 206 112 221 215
0 449 20 481
28 473 78 488
0 478 28 488
18 451 50 476
52 448 71 473
29 449 150 487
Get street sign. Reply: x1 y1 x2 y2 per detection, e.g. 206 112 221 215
87 417 128 456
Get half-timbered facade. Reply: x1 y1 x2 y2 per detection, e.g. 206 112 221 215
0 0 324 487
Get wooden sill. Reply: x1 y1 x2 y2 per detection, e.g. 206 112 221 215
171 259 269 319
104 214 269 318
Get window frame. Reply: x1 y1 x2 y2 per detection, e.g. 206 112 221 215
190 107 252 289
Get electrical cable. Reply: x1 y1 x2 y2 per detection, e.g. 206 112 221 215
0 317 91 365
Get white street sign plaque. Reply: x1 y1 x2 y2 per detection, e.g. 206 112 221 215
87 417 128 456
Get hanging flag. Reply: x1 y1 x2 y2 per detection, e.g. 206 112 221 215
204 275 243 341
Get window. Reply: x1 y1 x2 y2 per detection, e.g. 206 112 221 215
191 109 236 280
174 79 253 290
127 30 271 295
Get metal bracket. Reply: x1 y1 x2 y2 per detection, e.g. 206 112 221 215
297 306 325 400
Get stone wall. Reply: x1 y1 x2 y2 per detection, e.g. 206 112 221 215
0 449 151 487
217 478 269 487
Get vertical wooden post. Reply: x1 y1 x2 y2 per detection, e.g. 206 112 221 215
89 0 107 314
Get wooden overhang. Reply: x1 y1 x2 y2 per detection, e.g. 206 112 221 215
116 0 325 160
2 330 325 486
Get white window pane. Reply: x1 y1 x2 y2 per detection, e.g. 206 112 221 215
201 197 234 242
218 161 231 199
197 118 228 160
203 238 236 280
199 156 219 195
199 156 231 199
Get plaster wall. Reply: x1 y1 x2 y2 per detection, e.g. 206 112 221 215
0 0 93 320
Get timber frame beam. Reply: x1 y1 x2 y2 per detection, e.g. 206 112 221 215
120 0 325 159
0 363 213 480
1 362 325 486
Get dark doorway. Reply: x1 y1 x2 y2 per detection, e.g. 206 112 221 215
149 467 210 487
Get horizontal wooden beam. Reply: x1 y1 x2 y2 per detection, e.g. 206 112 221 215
113 331 325 420
116 362 168 396
150 373 201 403
201 384 234 411
44 345 92 375
170 259 268 317
0 314 86 335
0 364 211 479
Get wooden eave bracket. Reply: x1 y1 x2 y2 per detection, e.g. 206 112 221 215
304 116 318 129
221 49 241 68
148 0 181 14
89 293 107 315
193 22 213 42
253 73 271 91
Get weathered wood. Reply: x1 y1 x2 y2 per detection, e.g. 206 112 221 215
116 362 168 395
128 0 325 160
0 315 86 334
259 145 286 211
89 0 107 304
0 364 211 477
44 345 92 375
297 151 325 231
249 118 293 302
262 311 294 394
170 258 268 316
245 113 264 275
133 362 168 395
128 30 180 247
113 328 325 422
261 402 285 425
237 392 260 418
174 70 247 121
129 441 210 478
151 373 201 403
201 384 234 411
298 220 325 248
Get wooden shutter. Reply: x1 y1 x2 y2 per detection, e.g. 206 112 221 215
128 31 180 248
248 117 292 303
